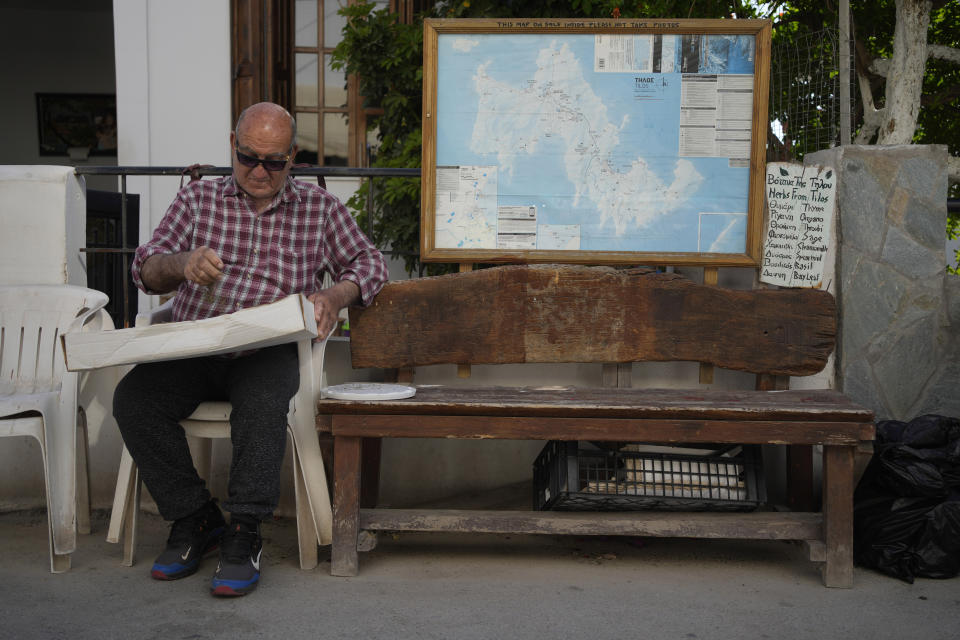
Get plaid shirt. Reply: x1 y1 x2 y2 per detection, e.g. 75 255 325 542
132 176 387 322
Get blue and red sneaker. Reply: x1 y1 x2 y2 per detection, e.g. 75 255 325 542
151 500 225 580
210 517 262 597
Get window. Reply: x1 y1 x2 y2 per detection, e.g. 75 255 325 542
233 0 422 167
292 0 390 167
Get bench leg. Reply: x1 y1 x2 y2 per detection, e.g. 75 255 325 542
787 444 815 512
361 437 382 508
332 435 361 577
822 445 854 588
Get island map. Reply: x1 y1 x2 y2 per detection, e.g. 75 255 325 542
434 32 756 254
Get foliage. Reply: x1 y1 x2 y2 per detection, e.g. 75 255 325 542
435 0 757 20
334 0 958 275
332 1 756 275
762 1 850 160
764 2 959 157
766 0 959 271
330 2 425 274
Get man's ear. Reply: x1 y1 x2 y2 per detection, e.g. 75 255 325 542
230 131 236 149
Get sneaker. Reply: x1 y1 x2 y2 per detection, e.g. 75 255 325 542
210 517 262 597
151 500 225 580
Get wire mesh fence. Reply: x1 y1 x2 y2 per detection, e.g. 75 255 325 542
768 26 856 161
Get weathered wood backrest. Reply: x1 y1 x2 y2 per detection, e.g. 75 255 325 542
348 264 836 377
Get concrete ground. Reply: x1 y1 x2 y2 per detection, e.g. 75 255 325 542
1 508 958 640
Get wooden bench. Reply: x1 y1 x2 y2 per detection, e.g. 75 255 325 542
317 264 874 587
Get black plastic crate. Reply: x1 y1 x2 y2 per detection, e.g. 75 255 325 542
533 441 766 512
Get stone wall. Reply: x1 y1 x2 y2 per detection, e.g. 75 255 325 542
806 145 958 422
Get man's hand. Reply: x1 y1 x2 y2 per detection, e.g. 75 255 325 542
183 247 224 285
308 281 361 339
141 246 223 293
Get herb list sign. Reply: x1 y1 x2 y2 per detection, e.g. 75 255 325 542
760 162 836 288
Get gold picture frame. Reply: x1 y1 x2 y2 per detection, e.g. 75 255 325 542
421 18 771 266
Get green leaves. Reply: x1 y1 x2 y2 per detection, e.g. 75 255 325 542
333 0 957 276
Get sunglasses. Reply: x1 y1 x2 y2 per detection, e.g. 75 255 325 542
234 145 290 172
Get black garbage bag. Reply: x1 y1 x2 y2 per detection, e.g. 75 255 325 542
854 414 960 582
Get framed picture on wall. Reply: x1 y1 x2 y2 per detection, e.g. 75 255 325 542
36 93 117 157
421 18 772 267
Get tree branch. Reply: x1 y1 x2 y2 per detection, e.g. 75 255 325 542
867 42 959 78
855 69 885 144
928 44 960 65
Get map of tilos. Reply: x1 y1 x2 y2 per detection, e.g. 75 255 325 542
435 32 755 253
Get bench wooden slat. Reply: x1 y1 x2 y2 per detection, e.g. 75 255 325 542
348 265 836 376
359 508 824 540
318 387 873 422
330 414 871 445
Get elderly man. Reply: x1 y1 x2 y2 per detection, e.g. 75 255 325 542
113 102 387 596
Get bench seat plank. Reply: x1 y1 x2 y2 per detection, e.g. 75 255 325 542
318 386 873 424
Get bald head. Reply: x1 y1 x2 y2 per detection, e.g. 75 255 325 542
234 102 297 152
231 102 299 212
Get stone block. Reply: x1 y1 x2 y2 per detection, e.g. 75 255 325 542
843 146 902 190
840 257 909 357
836 157 887 255
840 355 887 421
895 145 949 205
872 315 938 421
899 282 947 325
867 310 939 368
882 226 943 280
885 186 911 227
901 196 948 250
913 361 960 420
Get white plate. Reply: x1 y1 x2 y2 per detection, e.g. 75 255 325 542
324 382 417 401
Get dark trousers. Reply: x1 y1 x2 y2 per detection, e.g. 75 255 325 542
113 343 299 522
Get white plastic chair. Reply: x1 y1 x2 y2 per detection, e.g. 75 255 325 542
0 284 111 572
106 299 334 570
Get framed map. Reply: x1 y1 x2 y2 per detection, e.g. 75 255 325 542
421 18 771 266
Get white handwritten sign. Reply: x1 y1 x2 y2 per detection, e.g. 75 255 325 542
760 162 836 288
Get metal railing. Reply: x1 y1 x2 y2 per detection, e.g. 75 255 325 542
74 165 421 327
71 165 960 326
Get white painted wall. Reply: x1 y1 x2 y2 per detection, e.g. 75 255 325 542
113 0 232 315
0 1 117 192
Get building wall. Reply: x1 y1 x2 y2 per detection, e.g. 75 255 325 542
112 0 232 315
0 1 117 192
